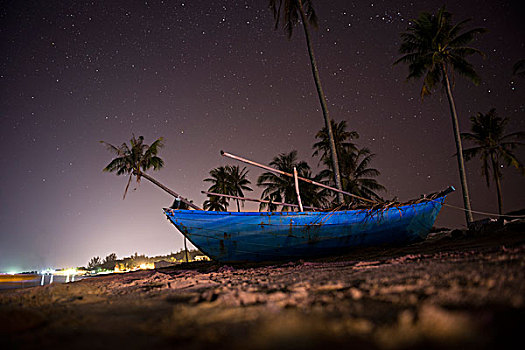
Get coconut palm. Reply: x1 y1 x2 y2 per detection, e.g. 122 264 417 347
228 165 253 211
341 147 385 203
257 150 328 211
461 108 524 215
269 0 344 203
313 119 359 171
204 166 232 211
294 169 330 210
203 195 228 212
101 135 199 209
204 165 252 212
394 7 486 226
101 135 164 199
319 147 385 205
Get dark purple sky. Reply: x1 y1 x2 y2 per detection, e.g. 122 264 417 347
1 0 524 272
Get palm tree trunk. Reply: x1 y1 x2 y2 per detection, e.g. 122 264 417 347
490 154 503 215
297 0 344 204
236 199 241 212
442 65 474 226
137 172 202 210
184 237 189 263
123 174 133 200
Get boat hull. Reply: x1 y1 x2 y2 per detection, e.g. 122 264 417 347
164 197 446 262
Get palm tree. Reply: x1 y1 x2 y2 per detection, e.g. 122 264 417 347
101 135 200 209
204 165 252 212
204 166 232 211
313 120 384 204
461 108 524 215
101 135 164 199
341 147 385 203
87 256 102 270
257 151 328 211
293 169 330 210
394 7 486 226
203 195 228 212
228 165 253 211
313 119 359 171
319 147 385 205
269 0 344 203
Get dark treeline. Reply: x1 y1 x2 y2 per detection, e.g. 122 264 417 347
86 249 205 272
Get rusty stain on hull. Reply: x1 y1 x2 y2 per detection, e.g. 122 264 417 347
164 196 447 262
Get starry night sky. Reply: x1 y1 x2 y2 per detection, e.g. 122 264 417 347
1 0 524 272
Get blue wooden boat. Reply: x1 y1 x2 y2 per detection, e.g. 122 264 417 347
164 189 452 262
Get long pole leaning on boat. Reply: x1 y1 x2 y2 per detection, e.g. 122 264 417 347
220 151 378 204
201 191 322 211
134 171 202 210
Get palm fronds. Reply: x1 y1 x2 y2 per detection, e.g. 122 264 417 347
461 108 524 213
394 6 485 97
101 135 165 199
257 150 329 211
204 165 252 211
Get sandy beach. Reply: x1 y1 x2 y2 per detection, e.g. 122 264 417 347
2 221 524 350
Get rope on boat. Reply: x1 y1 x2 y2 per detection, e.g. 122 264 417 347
317 204 345 225
165 201 443 249
164 202 443 259
437 201 525 219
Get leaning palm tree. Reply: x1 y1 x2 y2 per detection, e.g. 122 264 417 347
257 151 328 211
102 135 199 262
101 135 200 209
269 0 344 203
204 165 252 212
394 6 486 226
461 108 524 215
101 135 164 199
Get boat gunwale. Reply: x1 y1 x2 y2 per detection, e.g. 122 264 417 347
163 196 448 262
163 197 446 217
